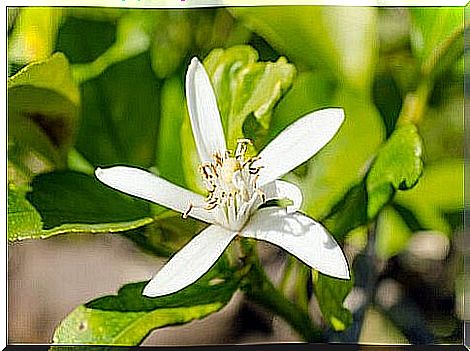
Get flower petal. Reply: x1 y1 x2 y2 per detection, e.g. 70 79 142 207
261 180 302 213
241 208 350 279
186 57 227 163
143 225 237 297
95 166 215 224
257 108 345 186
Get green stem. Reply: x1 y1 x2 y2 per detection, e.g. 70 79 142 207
239 241 323 342
396 21 467 127
279 255 295 294
396 79 431 126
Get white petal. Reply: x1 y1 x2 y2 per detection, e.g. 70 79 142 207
143 225 237 297
241 208 350 279
186 57 227 163
261 180 303 213
95 166 215 224
257 108 345 185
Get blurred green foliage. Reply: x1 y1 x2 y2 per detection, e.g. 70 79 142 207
7 6 465 345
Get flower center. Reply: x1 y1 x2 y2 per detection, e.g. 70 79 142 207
194 139 264 231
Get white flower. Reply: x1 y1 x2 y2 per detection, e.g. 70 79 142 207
95 57 350 297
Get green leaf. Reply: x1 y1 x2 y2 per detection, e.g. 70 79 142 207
8 52 80 168
53 266 239 345
313 270 353 332
203 45 295 148
71 11 154 82
375 206 412 260
7 184 43 242
322 181 368 243
76 53 161 168
410 8 463 62
394 159 463 235
149 11 191 79
366 124 423 219
155 76 187 187
23 171 152 239
410 8 465 83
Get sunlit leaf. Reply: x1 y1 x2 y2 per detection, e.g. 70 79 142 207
7 184 42 242
366 123 423 219
53 265 239 345
8 8 63 64
410 8 463 62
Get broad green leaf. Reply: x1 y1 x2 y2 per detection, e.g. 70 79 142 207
375 206 412 260
322 181 368 243
8 8 63 64
304 88 385 220
203 45 295 148
8 52 80 168
7 184 42 242
313 270 353 332
76 53 161 168
366 124 423 219
155 76 186 187
394 159 463 235
23 171 152 239
53 266 239 345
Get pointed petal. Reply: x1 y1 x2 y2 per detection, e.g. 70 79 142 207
241 208 350 279
186 57 227 163
261 180 302 213
257 108 345 185
143 225 237 297
95 166 214 224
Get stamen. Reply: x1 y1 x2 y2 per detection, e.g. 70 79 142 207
182 203 193 219
198 142 263 230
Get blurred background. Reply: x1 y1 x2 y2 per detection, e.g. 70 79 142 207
7 6 466 345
